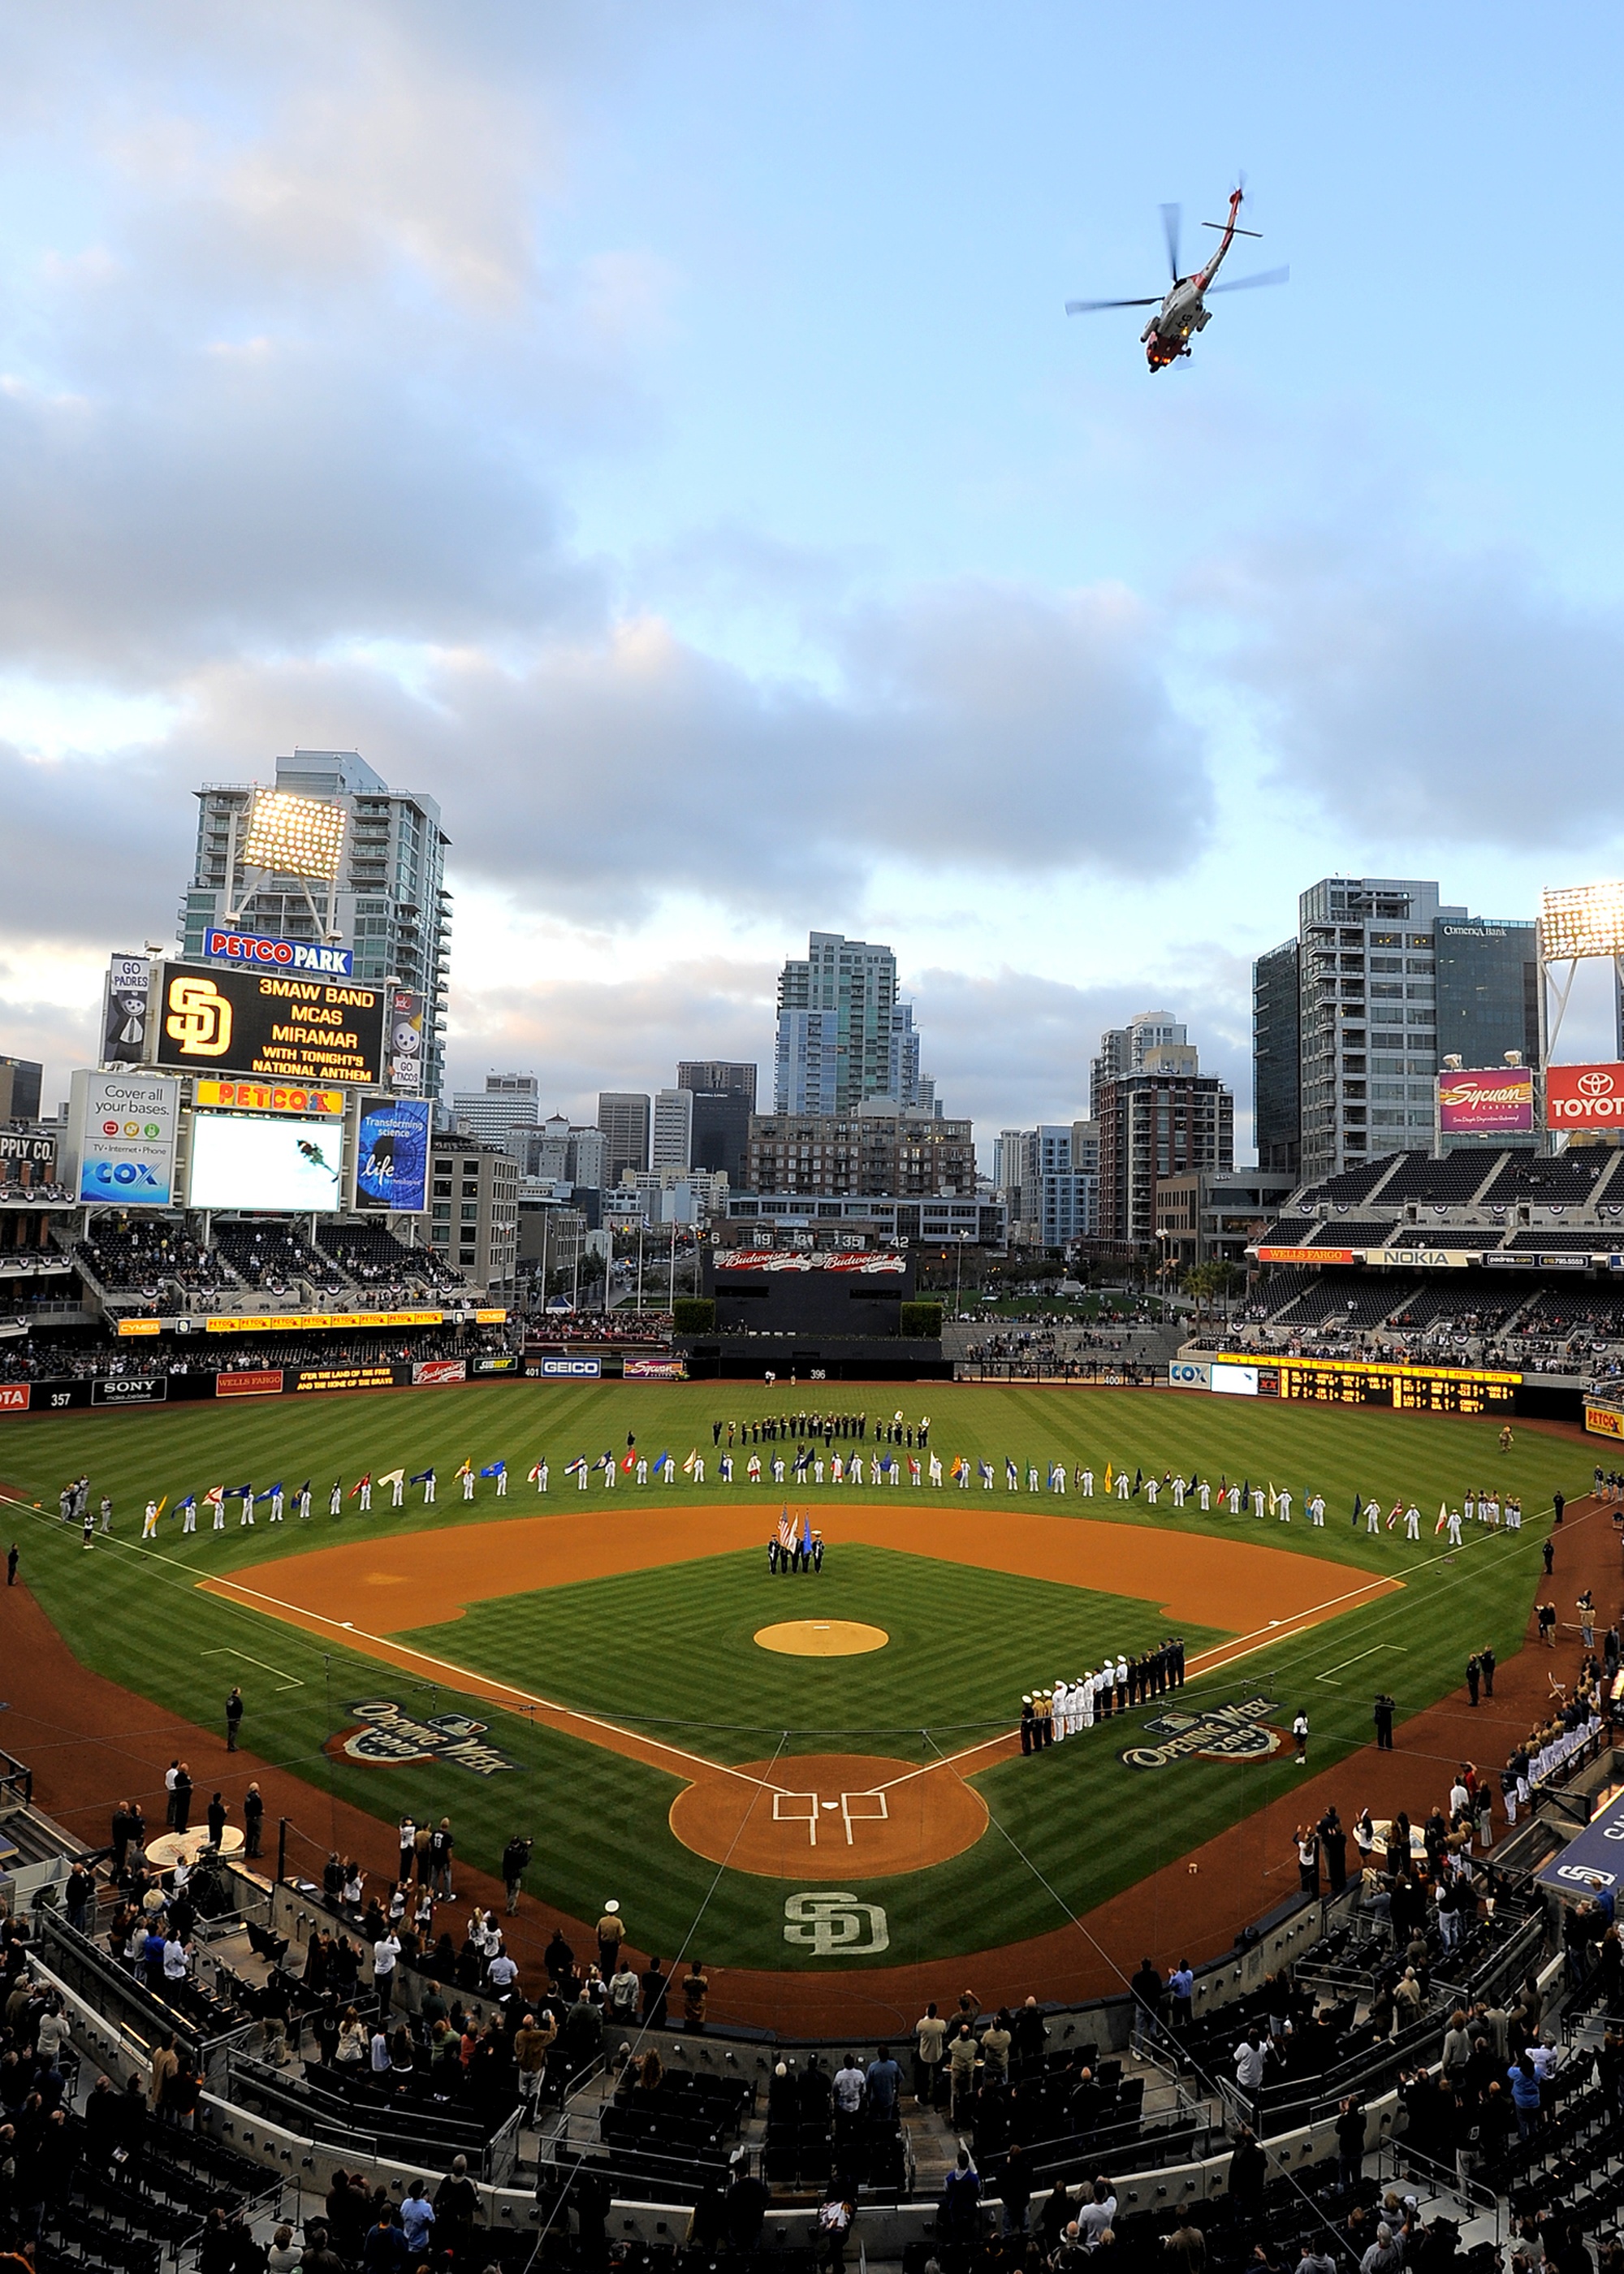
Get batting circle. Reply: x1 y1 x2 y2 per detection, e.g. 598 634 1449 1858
667 1753 989 1880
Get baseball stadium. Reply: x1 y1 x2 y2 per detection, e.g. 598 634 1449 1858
6 915 1624 2266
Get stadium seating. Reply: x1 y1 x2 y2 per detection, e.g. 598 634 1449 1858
1474 1151 1619 1207
1378 1152 1502 1206
1295 1156 1406 1209
213 1224 348 1296
316 1221 467 1294
73 1221 233 1299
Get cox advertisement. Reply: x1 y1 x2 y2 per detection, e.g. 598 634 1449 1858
154 962 387 1088
1548 1063 1624 1130
356 1097 432 1213
1168 1359 1212 1391
1438 1067 1535 1135
69 1070 180 1206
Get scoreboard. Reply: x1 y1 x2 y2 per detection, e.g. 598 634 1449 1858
1217 1353 1521 1413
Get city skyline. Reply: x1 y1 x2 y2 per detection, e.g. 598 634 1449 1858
6 10 1624 1151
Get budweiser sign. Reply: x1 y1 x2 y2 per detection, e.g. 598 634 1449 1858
1548 1063 1624 1127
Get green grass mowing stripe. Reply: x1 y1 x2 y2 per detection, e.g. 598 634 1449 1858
0 1382 1579 1969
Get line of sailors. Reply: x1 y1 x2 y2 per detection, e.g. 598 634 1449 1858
1019 1636 1186 1753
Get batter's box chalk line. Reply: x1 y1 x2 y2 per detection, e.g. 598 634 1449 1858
771 1788 890 1845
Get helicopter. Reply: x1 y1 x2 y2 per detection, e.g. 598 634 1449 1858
1066 187 1287 370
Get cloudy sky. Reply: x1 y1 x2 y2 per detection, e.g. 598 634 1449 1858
6 2 1624 1151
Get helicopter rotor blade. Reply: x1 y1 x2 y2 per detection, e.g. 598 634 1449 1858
1204 265 1289 295
1160 202 1181 281
1065 296 1162 313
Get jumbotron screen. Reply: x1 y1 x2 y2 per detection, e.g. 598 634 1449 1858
188 1112 346 1212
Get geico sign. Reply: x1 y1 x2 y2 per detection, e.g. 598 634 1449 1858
1547 1062 1624 1125
536 1356 602 1378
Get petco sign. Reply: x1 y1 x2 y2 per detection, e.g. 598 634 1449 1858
1548 1063 1624 1128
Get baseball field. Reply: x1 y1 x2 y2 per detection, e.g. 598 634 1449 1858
0 1379 1590 2025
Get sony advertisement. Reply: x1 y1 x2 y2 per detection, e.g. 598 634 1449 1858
1437 1067 1535 1135
188 1112 347 1212
1547 1063 1624 1130
153 962 387 1088
67 1070 181 1207
356 1096 432 1213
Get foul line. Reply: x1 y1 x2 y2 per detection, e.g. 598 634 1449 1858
201 1647 305 1693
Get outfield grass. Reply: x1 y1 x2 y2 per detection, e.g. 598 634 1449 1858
0 1381 1586 1974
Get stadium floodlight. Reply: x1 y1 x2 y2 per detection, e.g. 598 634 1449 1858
240 789 347 880
1540 881 1624 962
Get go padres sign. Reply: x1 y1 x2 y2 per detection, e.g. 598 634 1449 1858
1548 1063 1624 1128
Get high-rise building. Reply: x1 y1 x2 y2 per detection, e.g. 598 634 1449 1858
1255 878 1543 1182
1094 1018 1233 1246
676 1061 758 1107
650 1088 694 1174
775 932 939 1113
428 1136 519 1288
597 1092 650 1186
1090 1012 1190 1119
179 749 451 1098
746 1108 974 1200
451 1073 541 1151
1252 941 1302 1175
0 1057 43 1123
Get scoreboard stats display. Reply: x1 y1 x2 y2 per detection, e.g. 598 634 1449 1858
1216 1352 1521 1413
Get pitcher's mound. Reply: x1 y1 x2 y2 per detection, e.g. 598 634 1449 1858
669 1752 989 1880
755 1619 888 1657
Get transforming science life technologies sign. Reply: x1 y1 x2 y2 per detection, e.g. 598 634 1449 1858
1547 1063 1624 1130
154 962 387 1088
356 1097 432 1213
1438 1067 1535 1135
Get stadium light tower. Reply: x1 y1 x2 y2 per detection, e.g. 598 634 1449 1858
221 787 348 941
1537 880 1624 1146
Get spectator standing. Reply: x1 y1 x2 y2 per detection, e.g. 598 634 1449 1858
914 2001 947 2105
503 1834 533 1915
243 1783 264 1860
224 1687 244 1751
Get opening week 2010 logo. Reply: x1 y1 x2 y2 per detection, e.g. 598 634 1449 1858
333 1700 518 1777
1120 1696 1281 1771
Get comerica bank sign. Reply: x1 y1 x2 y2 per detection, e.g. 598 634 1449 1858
204 928 354 979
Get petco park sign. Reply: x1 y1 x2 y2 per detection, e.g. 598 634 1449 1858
205 928 353 978
1548 1063 1624 1128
